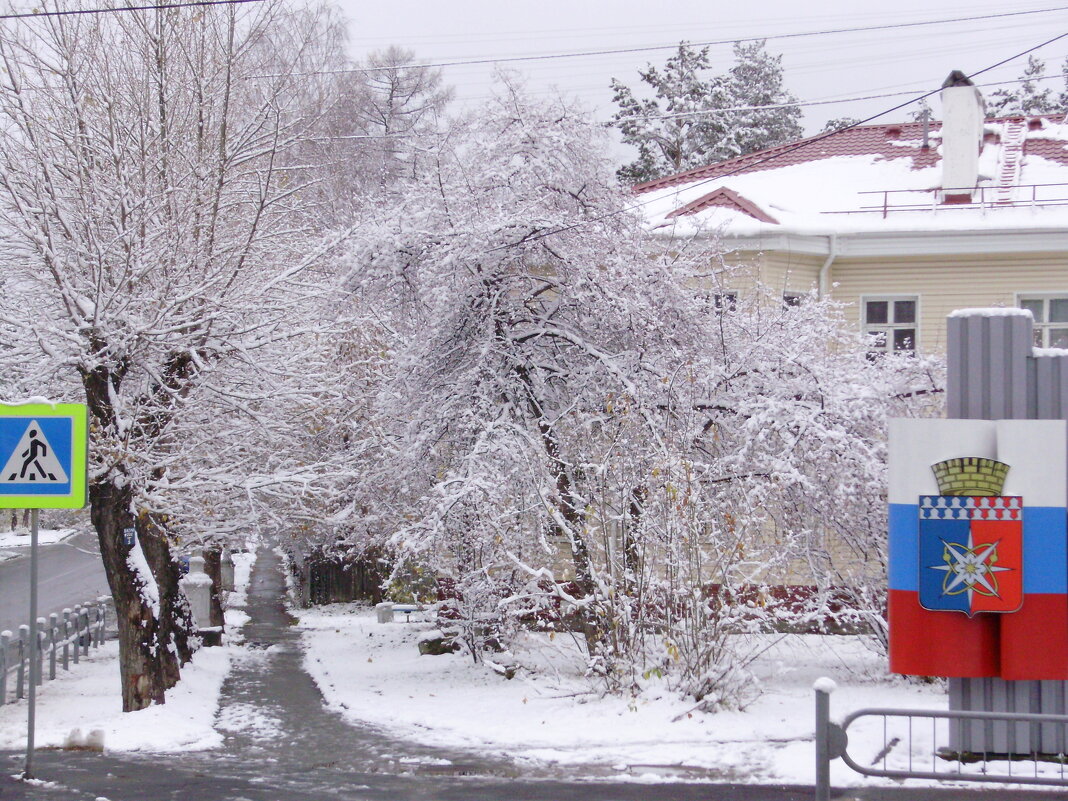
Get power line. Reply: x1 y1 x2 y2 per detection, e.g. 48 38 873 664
610 74 1068 125
488 27 1068 251
0 0 263 22
326 6 1068 76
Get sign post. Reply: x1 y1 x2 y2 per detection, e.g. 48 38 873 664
889 309 1068 755
0 403 87 779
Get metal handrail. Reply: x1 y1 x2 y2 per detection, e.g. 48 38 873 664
824 182 1068 217
816 682 1068 800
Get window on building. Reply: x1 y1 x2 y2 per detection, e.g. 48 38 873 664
783 292 803 308
1019 295 1068 349
863 296 917 355
712 292 737 313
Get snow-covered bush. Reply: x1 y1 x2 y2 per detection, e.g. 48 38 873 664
337 82 943 708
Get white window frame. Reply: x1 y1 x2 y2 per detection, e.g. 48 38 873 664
1016 292 1068 349
861 294 919 354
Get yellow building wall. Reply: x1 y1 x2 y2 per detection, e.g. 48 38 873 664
718 249 823 299
721 248 1068 354
828 252 1068 353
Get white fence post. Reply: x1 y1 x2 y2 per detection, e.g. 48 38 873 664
71 608 80 665
16 625 28 698
48 613 58 680
181 554 214 630
80 608 89 657
62 609 71 670
95 601 106 647
221 549 235 592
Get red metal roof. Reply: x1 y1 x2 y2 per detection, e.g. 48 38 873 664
633 114 1068 194
666 186 778 223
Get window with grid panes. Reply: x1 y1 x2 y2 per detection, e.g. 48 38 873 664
1019 296 1068 349
712 292 737 312
863 296 917 355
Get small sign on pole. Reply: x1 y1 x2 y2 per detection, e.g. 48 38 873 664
0 402 88 779
123 528 136 546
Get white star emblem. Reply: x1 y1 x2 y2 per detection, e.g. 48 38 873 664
930 531 1012 606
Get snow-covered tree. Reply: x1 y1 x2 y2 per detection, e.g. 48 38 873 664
0 0 349 710
348 80 713 661
343 83 941 706
726 41 804 157
987 55 1057 116
302 45 453 225
611 41 802 184
355 46 453 181
821 116 861 134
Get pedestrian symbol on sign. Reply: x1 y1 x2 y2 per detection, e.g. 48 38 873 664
0 421 68 484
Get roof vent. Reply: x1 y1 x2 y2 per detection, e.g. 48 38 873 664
885 126 902 138
1028 118 1044 131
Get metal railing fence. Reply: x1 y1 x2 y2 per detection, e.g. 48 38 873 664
816 681 1068 800
0 599 108 705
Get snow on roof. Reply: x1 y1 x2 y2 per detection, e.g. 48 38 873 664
636 115 1068 237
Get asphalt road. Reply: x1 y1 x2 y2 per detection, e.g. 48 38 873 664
0 529 109 634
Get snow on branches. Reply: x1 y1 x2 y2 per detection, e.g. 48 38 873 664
341 83 943 706
0 0 353 710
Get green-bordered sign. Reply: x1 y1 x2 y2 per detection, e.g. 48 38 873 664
0 403 87 509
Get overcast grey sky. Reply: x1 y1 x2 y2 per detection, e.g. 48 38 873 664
332 0 1068 133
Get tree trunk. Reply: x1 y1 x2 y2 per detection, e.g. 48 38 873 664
624 485 646 595
202 547 226 628
89 480 168 711
137 512 197 687
517 367 602 656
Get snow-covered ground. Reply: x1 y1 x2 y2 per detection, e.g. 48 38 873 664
5 555 1066 791
0 528 78 549
0 528 78 561
0 550 255 753
293 603 1063 788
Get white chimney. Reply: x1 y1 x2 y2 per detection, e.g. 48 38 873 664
939 70 985 203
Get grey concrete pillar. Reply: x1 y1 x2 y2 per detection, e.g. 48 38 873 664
180 555 214 631
220 549 236 593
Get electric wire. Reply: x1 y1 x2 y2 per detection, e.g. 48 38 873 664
0 0 263 21
332 6 1068 75
610 74 1068 124
486 27 1068 251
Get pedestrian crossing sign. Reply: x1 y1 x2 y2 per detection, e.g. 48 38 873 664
0 403 87 509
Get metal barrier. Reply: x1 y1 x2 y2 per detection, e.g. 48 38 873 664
815 679 1068 800
0 598 109 705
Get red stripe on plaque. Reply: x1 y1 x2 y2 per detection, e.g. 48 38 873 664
1000 593 1068 680
888 589 1000 677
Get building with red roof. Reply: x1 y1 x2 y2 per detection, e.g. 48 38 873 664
635 72 1068 354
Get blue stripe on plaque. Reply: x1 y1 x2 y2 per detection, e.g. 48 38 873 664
1023 506 1068 594
889 503 918 591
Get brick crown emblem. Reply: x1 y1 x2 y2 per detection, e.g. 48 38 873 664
931 457 1009 496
